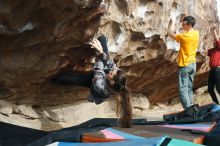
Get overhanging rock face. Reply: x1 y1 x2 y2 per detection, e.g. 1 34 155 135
0 0 218 106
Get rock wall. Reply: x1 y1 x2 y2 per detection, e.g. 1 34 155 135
0 0 218 129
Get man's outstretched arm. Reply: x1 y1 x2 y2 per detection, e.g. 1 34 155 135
167 19 176 40
213 24 219 41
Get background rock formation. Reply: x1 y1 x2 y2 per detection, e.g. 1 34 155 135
0 0 218 130
99 0 217 103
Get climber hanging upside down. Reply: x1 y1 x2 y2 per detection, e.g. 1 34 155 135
51 35 132 127
52 35 129 105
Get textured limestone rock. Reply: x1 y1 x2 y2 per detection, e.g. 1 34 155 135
0 100 15 115
131 93 150 111
0 0 105 106
14 104 40 119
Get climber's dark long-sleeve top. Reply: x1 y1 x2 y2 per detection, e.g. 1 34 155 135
90 52 117 104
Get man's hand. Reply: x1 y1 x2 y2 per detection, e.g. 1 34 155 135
212 24 219 41
90 39 103 54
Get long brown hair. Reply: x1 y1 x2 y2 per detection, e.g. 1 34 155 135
113 70 133 128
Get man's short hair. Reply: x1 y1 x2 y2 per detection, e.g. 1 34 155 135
183 16 196 27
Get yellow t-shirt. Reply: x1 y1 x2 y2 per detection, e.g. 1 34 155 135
175 30 199 67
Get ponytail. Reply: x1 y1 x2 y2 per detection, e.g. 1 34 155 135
116 86 133 128
112 69 132 128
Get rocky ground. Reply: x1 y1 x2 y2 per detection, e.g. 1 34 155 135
0 86 216 131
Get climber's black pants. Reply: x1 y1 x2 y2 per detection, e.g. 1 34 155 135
208 67 220 104
51 71 93 88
